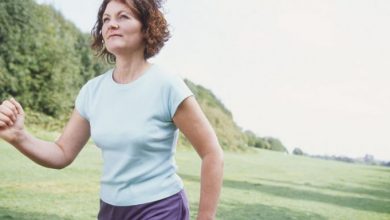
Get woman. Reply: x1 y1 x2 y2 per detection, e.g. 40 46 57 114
0 0 224 219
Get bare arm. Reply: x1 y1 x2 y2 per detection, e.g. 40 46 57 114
173 96 224 220
0 98 90 169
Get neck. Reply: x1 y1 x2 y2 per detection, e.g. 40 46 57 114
113 53 150 84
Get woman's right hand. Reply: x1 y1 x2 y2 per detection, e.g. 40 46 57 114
0 98 90 169
0 98 25 143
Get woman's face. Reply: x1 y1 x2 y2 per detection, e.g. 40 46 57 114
101 0 144 56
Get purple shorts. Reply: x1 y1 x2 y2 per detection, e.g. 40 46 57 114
98 190 190 220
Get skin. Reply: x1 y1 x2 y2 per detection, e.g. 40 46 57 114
0 1 223 219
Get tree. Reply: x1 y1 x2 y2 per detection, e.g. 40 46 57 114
264 137 287 152
0 0 109 117
292 148 304 155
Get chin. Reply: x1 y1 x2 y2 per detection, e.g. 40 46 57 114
106 45 125 54
107 45 144 57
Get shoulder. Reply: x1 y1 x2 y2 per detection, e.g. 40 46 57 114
81 68 113 91
151 65 187 87
84 68 113 86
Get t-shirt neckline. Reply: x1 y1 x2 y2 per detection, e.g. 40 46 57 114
108 64 155 89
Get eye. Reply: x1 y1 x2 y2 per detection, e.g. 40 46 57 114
120 14 130 20
102 17 110 23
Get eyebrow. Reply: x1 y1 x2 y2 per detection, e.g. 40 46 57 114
103 10 132 17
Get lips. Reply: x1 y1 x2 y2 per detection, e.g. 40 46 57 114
108 34 122 39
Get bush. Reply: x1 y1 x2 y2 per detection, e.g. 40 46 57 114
292 148 304 155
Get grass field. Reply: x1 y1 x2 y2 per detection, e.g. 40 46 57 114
0 130 389 220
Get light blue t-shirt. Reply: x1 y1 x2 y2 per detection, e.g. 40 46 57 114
75 65 193 206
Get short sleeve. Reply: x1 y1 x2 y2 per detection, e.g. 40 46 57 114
168 75 194 119
75 83 89 121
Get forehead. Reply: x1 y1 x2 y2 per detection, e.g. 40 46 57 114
104 0 135 15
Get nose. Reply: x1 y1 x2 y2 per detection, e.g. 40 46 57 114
105 19 119 30
109 23 119 29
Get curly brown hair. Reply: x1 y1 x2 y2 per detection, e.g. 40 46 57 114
91 0 170 62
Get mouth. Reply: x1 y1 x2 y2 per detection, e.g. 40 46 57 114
108 34 122 39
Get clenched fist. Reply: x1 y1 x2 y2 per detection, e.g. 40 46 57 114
0 98 25 143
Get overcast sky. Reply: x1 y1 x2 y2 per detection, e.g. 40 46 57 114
35 0 390 161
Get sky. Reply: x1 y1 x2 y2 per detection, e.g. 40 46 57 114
34 0 390 161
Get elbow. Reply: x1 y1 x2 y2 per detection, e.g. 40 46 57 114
33 157 72 170
197 140 224 168
209 144 224 168
47 161 70 170
216 142 224 160
210 146 224 175
53 163 70 170
52 165 66 170
51 142 75 169
39 162 68 170
55 158 74 169
45 157 73 170
218 147 224 168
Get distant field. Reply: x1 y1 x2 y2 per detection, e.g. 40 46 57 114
0 131 389 220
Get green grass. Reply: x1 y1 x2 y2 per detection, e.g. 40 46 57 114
0 131 389 220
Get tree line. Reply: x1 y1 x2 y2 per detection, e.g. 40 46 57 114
293 148 390 167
